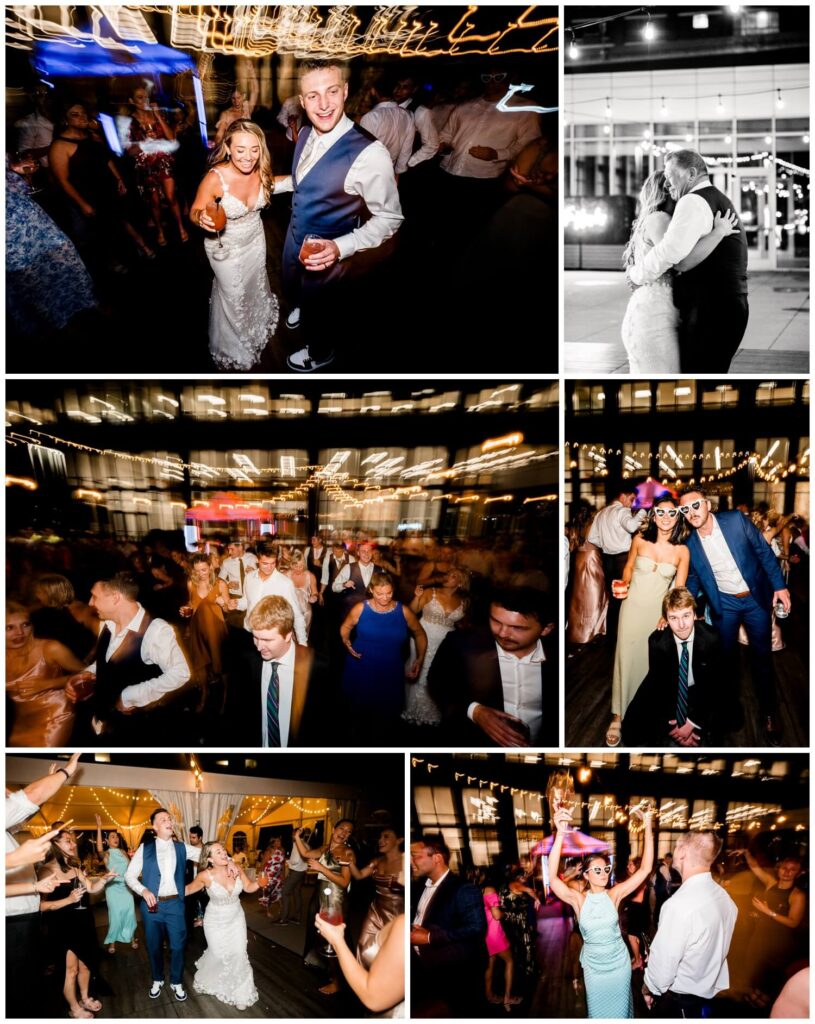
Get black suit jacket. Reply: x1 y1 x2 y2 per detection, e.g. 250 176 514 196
411 871 486 971
427 628 557 746
622 622 722 746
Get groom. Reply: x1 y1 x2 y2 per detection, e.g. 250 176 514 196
628 149 748 372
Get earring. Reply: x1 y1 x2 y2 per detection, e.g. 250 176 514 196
225 151 231 161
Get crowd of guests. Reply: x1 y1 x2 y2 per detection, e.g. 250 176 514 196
7 60 554 371
565 486 807 746
6 527 554 747
6 757 405 1017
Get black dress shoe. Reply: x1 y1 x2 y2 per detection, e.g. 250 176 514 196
763 717 781 746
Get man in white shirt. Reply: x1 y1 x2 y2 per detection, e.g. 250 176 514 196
6 753 81 1018
238 541 308 645
360 80 415 176
277 59 403 372
628 149 748 372
65 573 190 743
679 487 790 743
588 487 647 637
394 77 440 169
219 537 257 627
428 587 555 746
126 808 229 1001
643 830 737 1016
280 829 310 924
331 540 376 610
15 85 54 167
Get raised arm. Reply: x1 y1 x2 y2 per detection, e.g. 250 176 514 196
95 814 106 861
20 752 81 808
739 848 777 889
547 809 582 912
610 809 654 905
675 210 740 272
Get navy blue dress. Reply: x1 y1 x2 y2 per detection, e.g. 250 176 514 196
342 601 408 719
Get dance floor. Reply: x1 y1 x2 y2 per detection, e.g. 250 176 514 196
38 900 363 1018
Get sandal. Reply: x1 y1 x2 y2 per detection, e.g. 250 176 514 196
107 944 116 954
80 998 102 1012
68 1008 93 1019
131 938 139 949
605 721 621 747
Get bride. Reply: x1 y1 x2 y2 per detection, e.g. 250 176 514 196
621 170 738 373
191 121 280 370
186 841 262 1009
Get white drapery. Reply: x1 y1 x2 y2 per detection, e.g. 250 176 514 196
148 790 244 844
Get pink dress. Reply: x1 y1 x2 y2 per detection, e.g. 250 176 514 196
484 892 510 956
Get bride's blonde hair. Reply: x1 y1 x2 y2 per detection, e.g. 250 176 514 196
208 120 274 201
622 170 672 268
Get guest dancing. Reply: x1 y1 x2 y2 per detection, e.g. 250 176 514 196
38 829 117 1020
483 879 520 1010
498 866 541 992
352 827 405 967
260 837 286 919
94 815 138 955
548 805 654 1018
183 553 230 710
607 496 689 746
186 841 262 1010
6 601 85 747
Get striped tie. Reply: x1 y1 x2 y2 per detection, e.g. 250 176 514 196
676 641 689 726
266 661 280 747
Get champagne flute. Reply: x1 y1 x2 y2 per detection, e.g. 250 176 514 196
547 769 576 832
318 885 343 957
206 196 228 261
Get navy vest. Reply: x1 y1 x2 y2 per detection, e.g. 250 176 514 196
141 839 187 899
92 611 162 717
342 561 368 614
289 122 376 246
673 185 748 307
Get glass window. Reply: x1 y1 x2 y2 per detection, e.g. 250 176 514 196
725 802 782 831
571 385 607 415
701 384 739 408
698 439 735 474
586 794 617 830
657 439 692 479
699 120 733 136
618 383 653 413
756 382 798 405
469 829 501 867
754 437 790 471
414 786 458 826
656 381 696 410
737 119 773 134
662 755 697 775
516 828 544 863
462 788 501 827
659 797 689 830
690 800 718 830
513 791 545 828
731 758 763 778
622 441 649 480
629 754 662 772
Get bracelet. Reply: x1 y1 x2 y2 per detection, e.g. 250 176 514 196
56 767 70 780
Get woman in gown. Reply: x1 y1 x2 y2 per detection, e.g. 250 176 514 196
340 572 427 734
294 820 355 996
184 553 230 710
621 170 740 373
287 549 319 638
548 806 654 1019
352 828 405 966
566 507 608 646
498 867 541 991
403 570 467 728
191 120 280 369
94 815 138 954
39 830 117 1019
186 841 262 1010
607 496 689 746
6 601 85 746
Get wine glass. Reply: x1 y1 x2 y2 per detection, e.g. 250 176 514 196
72 874 86 911
206 197 228 261
318 885 343 957
546 770 576 832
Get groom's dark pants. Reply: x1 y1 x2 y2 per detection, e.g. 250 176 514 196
142 896 187 984
678 294 749 373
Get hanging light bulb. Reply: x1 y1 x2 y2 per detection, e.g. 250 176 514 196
605 97 612 118
717 94 725 114
569 29 579 60
776 88 784 109
642 17 656 41
660 96 668 116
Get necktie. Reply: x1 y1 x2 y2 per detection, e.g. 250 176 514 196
266 661 281 747
676 641 689 726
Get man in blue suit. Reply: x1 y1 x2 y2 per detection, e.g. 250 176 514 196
677 487 791 744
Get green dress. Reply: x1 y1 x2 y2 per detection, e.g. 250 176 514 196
579 892 633 1018
103 847 137 943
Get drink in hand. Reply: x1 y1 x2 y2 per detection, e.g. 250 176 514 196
207 198 227 232
300 234 325 265
319 908 343 926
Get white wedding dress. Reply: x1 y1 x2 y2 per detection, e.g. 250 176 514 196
193 875 258 1010
206 167 280 370
403 592 465 726
621 233 681 373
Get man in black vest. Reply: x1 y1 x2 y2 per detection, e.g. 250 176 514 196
65 573 190 744
628 149 748 372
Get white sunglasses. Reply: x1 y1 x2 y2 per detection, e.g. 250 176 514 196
678 499 707 515
654 507 679 518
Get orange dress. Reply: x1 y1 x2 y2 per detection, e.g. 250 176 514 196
7 652 74 746
188 583 228 680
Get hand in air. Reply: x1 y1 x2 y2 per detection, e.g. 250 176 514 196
553 807 574 831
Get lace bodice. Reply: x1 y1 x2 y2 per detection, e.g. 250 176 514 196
421 592 465 629
207 874 244 906
209 168 267 245
632 233 673 289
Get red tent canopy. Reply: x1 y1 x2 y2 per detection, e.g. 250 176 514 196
184 492 273 523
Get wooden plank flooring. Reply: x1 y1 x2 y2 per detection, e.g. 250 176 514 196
36 901 365 1018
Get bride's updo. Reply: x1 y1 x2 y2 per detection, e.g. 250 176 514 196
622 170 675 268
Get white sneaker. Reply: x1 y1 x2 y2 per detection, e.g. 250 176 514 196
286 347 335 372
171 984 188 1002
149 981 164 999
285 307 301 328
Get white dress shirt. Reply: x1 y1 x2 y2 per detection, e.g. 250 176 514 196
125 837 201 897
645 872 737 998
241 570 308 645
439 98 540 179
587 502 647 555
697 518 749 594
360 101 415 175
321 553 354 587
630 179 715 285
331 560 376 593
398 99 440 167
260 638 297 747
6 790 42 916
467 640 545 740
275 114 403 260
87 605 190 709
15 111 54 166
219 553 258 596
414 869 450 927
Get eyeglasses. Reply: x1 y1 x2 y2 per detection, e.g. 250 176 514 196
654 508 679 519
587 865 612 875
481 72 507 83
678 500 707 515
